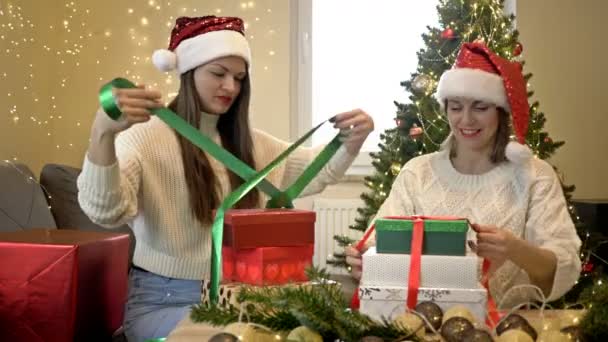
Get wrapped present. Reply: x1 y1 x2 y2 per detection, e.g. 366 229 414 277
359 284 487 323
223 209 315 249
361 247 479 289
376 217 469 255
222 245 314 285
0 229 130 342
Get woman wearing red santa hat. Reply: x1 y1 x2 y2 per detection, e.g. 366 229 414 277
77 16 374 341
345 42 581 309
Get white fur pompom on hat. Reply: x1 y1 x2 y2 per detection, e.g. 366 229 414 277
505 141 533 164
152 49 178 72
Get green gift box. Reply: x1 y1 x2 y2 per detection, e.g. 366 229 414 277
375 217 469 255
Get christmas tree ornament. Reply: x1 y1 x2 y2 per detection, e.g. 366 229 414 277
513 42 523 56
412 74 433 93
441 27 456 39
209 332 239 342
223 322 275 341
443 305 476 324
440 317 475 342
393 312 425 339
286 326 322 342
462 328 495 342
496 314 537 340
495 329 534 342
409 125 423 140
415 301 443 331
395 118 404 127
390 162 402 176
530 316 560 335
536 330 571 342
544 136 553 144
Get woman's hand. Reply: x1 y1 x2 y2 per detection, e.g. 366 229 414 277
469 223 519 274
331 109 374 154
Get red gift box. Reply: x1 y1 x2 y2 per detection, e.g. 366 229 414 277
222 245 314 285
0 229 130 342
223 209 315 248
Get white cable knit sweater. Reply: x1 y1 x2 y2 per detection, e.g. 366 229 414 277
372 150 581 308
77 113 356 280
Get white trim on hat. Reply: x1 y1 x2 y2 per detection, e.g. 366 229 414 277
153 30 251 73
435 68 510 111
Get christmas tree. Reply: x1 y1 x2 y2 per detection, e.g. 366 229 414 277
329 0 603 305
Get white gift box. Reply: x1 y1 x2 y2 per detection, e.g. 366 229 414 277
361 247 480 289
359 284 488 323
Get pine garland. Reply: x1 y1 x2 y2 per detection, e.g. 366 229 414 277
190 268 423 341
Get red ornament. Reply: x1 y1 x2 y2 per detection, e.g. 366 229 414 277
544 136 552 143
441 28 455 39
582 262 594 273
513 42 523 56
409 125 423 139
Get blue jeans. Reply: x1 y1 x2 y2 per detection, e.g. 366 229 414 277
124 267 201 342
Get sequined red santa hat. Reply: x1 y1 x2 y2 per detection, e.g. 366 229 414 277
436 42 532 163
152 16 251 74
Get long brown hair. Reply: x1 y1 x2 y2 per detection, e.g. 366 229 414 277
168 70 260 225
442 101 511 163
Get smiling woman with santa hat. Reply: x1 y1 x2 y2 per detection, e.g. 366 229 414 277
76 16 374 341
345 42 581 309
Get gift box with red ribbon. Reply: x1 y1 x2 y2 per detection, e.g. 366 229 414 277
0 229 130 342
222 245 314 285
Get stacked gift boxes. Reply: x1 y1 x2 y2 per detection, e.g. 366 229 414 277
359 217 488 323
201 209 317 308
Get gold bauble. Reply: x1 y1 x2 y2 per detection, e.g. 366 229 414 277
223 322 276 342
286 326 323 342
390 162 402 176
393 312 425 339
496 329 534 342
443 305 476 325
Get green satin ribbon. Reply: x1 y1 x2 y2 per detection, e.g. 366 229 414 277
99 78 285 205
99 78 344 304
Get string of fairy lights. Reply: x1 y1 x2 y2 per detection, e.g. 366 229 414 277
1 0 279 162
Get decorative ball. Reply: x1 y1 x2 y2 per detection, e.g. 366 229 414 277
409 126 423 140
537 330 571 342
440 317 475 342
582 261 594 273
209 332 239 342
223 322 274 341
513 42 524 56
441 27 455 39
496 329 534 342
393 312 425 339
359 336 384 342
286 326 323 342
390 162 402 176
529 316 560 335
415 301 443 331
412 74 433 93
443 305 476 325
496 314 537 341
462 328 495 342
544 136 553 144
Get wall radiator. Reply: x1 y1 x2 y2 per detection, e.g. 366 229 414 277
312 198 364 274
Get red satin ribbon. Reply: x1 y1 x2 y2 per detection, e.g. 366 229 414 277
482 259 501 327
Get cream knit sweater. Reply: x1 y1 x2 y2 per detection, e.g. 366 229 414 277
372 150 581 307
77 113 356 280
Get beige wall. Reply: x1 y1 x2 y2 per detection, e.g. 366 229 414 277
516 0 608 199
1 0 606 201
1 0 290 174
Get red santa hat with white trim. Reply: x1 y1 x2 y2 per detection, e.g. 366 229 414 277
435 42 532 163
152 15 251 74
